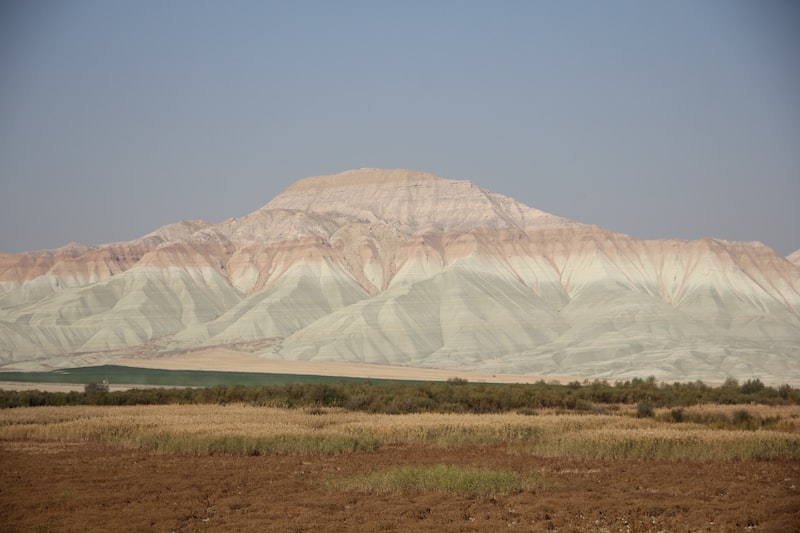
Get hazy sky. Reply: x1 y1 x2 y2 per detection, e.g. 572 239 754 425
1 1 798 255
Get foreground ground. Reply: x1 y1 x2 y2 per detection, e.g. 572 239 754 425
2 441 798 532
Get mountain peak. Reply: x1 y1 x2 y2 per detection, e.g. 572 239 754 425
788 248 800 267
264 168 575 233
283 168 441 190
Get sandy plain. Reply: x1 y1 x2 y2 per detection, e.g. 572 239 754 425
0 347 697 391
112 348 580 383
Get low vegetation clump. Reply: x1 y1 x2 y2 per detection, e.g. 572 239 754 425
83 381 109 393
335 464 544 497
636 401 655 418
659 404 794 431
134 433 380 456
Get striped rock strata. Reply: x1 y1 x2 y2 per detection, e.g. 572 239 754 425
1 169 798 383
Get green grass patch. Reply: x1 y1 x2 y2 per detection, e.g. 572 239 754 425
336 464 545 497
392 424 543 447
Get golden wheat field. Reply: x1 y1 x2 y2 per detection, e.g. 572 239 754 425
1 403 798 461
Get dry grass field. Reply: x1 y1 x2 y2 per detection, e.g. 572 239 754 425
1 404 799 460
1 403 799 531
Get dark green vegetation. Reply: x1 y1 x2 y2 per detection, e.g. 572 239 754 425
1 370 797 411
0 365 393 388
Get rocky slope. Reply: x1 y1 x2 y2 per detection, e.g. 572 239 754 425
1 168 798 383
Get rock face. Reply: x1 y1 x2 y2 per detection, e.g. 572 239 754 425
1 168 799 383
788 249 800 268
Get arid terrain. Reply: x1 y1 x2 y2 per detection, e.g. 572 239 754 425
1 404 799 531
2 442 798 532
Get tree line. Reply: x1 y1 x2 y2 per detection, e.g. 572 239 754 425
1 376 797 412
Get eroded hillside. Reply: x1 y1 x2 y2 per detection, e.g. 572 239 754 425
1 169 798 383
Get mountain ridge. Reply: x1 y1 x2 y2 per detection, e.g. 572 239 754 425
1 169 798 383
789 249 800 268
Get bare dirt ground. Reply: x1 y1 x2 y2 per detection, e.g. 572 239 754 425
2 442 798 532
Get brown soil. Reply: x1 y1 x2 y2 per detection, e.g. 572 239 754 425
1 442 798 532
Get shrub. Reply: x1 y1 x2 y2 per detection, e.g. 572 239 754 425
741 379 765 395
637 401 654 418
84 381 109 393
732 409 757 430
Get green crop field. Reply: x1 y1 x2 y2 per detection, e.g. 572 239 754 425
0 365 412 388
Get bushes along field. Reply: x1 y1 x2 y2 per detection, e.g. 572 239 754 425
1 376 798 411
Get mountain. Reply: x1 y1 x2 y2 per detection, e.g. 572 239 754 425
1 168 799 383
788 249 800 268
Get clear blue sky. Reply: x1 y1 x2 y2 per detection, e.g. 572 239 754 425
1 1 798 255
